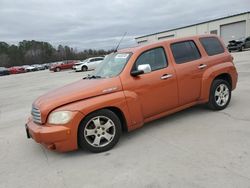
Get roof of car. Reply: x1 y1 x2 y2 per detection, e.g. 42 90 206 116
119 34 219 53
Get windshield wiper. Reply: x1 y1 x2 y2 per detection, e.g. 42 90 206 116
83 74 102 79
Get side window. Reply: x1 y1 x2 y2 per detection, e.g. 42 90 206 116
134 47 167 71
246 37 250 42
199 37 224 56
171 41 201 64
89 59 96 62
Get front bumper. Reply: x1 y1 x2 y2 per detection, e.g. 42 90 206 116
25 111 84 152
73 66 82 71
228 46 240 51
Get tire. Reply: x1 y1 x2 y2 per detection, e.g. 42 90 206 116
55 67 61 72
82 66 88 72
78 109 122 153
207 79 231 110
239 46 243 52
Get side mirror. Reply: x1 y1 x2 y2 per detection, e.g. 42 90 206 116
131 64 152 77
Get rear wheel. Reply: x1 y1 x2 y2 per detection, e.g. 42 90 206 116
78 109 122 153
207 79 231 110
55 67 61 72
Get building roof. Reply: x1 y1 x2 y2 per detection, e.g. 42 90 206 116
135 11 250 40
122 34 217 53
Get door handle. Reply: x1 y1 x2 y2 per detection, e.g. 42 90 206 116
198 64 207 69
161 74 173 80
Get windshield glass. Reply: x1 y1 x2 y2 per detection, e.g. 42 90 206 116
93 52 131 78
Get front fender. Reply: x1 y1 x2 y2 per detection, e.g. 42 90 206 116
200 62 237 102
55 91 133 130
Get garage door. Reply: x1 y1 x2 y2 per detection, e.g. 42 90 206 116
220 21 246 45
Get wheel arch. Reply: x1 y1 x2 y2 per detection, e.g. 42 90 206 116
200 65 233 102
213 73 232 88
78 106 128 133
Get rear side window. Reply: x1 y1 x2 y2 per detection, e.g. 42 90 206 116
171 41 201 64
200 37 224 56
134 47 167 71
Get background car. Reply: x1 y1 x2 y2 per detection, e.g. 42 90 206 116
22 65 37 72
227 36 250 52
72 57 104 72
49 60 77 72
8 66 26 74
33 64 46 70
0 67 10 76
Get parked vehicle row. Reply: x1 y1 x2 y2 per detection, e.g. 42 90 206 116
227 36 250 52
49 57 105 73
0 63 51 76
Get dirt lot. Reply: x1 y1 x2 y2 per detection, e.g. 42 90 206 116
0 51 250 188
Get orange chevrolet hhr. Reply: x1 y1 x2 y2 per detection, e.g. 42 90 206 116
25 35 238 153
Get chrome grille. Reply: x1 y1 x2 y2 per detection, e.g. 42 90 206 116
31 106 42 124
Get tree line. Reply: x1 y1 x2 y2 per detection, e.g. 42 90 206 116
0 40 113 67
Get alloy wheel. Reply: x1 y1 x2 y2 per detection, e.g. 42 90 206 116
214 83 229 107
83 116 116 148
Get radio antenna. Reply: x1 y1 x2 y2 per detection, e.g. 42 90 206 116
114 32 127 52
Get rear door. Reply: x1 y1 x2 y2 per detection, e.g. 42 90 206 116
88 58 97 70
170 40 204 105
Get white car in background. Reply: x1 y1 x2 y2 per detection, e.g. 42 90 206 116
22 65 37 72
73 57 104 72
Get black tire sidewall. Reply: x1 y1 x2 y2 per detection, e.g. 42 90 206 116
82 66 87 72
208 79 231 110
78 109 122 153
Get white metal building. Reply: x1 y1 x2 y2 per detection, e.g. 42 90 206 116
135 11 250 45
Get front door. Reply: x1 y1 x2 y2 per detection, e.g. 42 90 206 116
124 47 178 119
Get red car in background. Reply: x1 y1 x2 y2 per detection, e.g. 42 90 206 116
49 60 77 72
8 66 26 74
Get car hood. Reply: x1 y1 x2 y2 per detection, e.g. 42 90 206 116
33 77 122 123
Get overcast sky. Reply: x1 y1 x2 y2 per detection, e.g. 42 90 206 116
0 0 249 50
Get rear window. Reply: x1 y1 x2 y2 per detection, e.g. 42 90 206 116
171 41 201 64
200 37 224 56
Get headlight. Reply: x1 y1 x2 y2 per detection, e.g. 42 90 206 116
48 111 72 124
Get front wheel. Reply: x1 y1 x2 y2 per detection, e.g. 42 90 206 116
78 109 122 153
207 79 231 110
82 66 88 72
239 46 243 52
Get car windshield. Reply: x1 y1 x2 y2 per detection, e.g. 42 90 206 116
93 52 131 78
